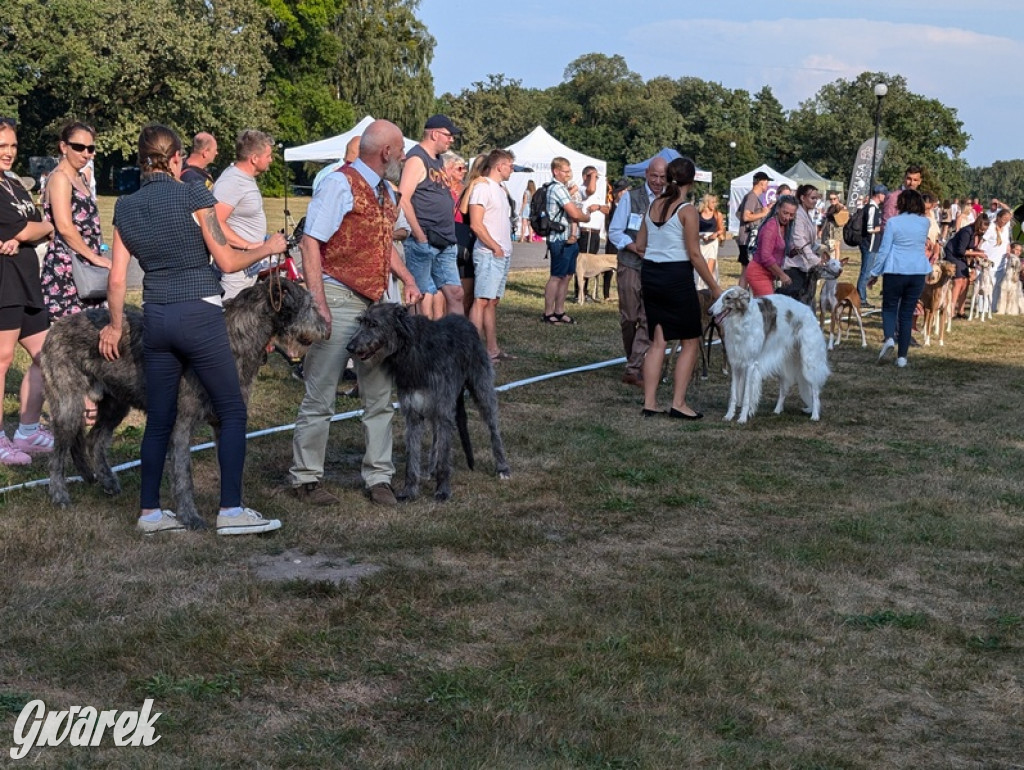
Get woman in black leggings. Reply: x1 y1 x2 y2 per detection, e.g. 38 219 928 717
99 124 286 535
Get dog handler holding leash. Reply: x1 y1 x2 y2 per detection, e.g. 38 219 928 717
99 124 286 535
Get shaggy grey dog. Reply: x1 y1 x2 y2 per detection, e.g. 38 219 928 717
346 303 511 501
41 279 327 529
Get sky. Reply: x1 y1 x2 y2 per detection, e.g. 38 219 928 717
417 0 1022 169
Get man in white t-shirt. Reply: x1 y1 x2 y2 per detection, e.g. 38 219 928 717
576 165 611 300
212 130 285 299
468 148 515 360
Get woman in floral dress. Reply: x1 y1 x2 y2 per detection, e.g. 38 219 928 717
40 122 110 320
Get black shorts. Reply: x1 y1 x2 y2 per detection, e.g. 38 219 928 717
0 305 49 339
737 244 751 266
578 228 602 255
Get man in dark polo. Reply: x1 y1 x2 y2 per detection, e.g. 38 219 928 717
287 119 421 507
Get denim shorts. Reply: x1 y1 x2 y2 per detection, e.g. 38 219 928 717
404 240 459 295
473 250 511 299
548 239 579 278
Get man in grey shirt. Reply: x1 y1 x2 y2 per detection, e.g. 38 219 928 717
212 130 285 299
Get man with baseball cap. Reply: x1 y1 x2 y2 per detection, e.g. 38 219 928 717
857 184 887 306
399 114 465 318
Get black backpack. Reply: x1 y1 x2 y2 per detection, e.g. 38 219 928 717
843 205 868 247
529 182 566 238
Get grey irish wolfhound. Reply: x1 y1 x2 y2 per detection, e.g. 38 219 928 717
41 279 327 529
346 303 511 501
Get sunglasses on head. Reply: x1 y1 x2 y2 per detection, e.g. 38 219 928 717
68 142 96 154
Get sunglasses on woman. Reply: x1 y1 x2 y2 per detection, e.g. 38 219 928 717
67 142 96 154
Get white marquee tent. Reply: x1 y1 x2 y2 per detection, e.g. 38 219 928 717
282 115 418 162
727 163 797 233
503 126 607 217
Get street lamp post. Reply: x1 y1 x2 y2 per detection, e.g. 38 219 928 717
867 83 888 203
728 141 736 179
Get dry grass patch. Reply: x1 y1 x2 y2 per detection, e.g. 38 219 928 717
2 265 1023 767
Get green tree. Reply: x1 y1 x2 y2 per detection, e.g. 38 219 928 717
967 160 1024 207
672 77 756 187
547 54 692 177
750 86 791 170
4 0 273 188
331 0 436 136
437 74 551 159
788 72 969 198
261 0 354 146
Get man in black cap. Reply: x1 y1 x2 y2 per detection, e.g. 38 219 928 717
399 114 464 318
736 170 773 288
857 184 887 307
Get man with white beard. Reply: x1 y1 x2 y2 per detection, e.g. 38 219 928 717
286 119 421 508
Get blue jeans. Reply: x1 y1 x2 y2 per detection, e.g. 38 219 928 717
857 242 877 303
880 273 927 358
140 300 247 510
403 240 459 295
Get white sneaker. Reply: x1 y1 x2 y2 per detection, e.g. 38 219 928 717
896 357 907 368
216 507 282 536
137 510 187 534
877 338 895 363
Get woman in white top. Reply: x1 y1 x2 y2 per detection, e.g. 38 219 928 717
634 157 721 420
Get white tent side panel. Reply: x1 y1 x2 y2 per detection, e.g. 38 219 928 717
727 164 798 233
504 127 607 220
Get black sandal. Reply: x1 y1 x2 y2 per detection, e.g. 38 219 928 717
542 314 560 324
554 313 576 324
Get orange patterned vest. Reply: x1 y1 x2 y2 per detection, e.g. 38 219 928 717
320 165 397 301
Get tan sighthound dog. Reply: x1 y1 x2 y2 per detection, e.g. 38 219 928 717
574 250 619 304
817 257 867 351
919 261 957 346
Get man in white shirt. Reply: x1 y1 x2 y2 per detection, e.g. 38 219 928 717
607 158 666 387
468 148 515 360
576 165 611 300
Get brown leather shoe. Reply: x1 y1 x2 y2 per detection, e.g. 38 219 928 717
621 372 643 388
292 481 340 506
367 482 398 506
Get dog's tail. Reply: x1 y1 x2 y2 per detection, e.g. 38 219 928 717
456 390 475 470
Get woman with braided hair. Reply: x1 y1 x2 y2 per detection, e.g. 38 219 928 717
99 123 285 535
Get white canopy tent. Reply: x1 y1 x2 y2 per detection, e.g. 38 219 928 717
503 126 607 218
282 115 418 162
727 164 797 233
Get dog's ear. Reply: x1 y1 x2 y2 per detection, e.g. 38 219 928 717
395 305 416 340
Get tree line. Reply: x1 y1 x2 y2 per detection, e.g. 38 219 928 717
1 1 1017 203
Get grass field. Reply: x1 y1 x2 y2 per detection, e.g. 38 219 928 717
1 252 1023 767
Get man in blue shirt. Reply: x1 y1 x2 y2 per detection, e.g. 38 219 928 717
288 119 421 507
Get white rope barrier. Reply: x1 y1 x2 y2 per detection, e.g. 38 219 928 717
0 357 632 497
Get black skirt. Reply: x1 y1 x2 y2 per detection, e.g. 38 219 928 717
641 260 701 341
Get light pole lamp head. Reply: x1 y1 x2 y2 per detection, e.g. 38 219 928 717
729 141 737 149
874 83 888 99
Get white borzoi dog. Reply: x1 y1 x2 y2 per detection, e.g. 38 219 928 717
710 287 831 423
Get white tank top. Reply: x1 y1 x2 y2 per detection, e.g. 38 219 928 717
643 200 690 264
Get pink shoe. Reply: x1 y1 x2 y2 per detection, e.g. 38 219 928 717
12 427 54 455
0 436 32 465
